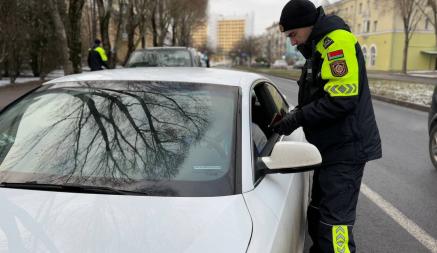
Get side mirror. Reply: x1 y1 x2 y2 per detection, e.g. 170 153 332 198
261 141 321 174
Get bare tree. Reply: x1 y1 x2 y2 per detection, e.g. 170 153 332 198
47 0 74 75
111 0 129 65
26 0 63 79
135 0 154 49
230 36 260 66
0 1 9 80
67 0 86 73
416 0 437 47
397 0 426 73
169 0 208 47
121 0 142 64
0 0 63 81
150 0 172 46
96 0 115 67
0 0 25 83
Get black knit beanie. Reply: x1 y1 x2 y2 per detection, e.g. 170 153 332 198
279 0 318 32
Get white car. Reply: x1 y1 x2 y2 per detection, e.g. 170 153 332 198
271 59 288 69
0 68 321 252
125 47 205 67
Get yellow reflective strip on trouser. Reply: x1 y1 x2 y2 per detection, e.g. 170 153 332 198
324 83 358 97
332 225 351 253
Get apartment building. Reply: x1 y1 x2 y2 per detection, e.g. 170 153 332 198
216 18 246 61
324 0 436 71
192 23 208 48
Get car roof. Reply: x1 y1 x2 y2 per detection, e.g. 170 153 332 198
45 68 269 88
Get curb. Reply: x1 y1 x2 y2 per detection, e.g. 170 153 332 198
371 94 430 112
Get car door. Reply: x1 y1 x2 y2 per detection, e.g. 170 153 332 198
244 81 310 253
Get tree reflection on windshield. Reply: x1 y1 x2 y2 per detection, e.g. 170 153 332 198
0 81 238 196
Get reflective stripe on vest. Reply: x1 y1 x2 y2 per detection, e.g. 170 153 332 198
94 46 108 62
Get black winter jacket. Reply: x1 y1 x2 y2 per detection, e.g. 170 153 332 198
296 7 382 164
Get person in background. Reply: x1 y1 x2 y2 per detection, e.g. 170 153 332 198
87 39 109 71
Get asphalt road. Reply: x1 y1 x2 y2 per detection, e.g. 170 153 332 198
0 81 42 110
269 75 437 253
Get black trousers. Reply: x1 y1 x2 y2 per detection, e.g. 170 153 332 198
308 163 365 253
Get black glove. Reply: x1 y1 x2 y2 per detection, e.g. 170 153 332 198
272 109 303 136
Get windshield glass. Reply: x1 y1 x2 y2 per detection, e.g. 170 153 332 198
0 81 239 197
126 49 193 67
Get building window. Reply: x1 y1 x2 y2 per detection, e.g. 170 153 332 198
425 18 430 30
373 21 378 32
362 46 368 63
358 24 361 33
363 20 370 33
370 46 376 66
359 3 362 13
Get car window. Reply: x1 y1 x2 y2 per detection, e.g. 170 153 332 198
126 49 193 67
265 84 289 114
0 81 239 197
251 82 289 183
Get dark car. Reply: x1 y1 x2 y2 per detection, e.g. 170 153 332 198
428 85 437 169
125 47 207 68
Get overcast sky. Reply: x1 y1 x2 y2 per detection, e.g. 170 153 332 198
208 0 322 35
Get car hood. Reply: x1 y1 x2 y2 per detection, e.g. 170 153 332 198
0 188 252 253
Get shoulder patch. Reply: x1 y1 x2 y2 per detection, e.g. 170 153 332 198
323 37 334 49
327 49 344 61
330 60 348 77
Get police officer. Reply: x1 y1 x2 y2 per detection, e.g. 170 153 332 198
87 39 109 71
273 0 382 252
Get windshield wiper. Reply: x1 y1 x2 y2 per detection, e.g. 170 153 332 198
0 182 147 196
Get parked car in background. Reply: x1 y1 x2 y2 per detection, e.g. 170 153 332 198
428 85 437 169
0 68 320 252
271 59 288 69
125 47 205 67
293 58 306 69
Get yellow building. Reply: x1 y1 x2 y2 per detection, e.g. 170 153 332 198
192 23 208 48
324 0 437 71
215 18 246 61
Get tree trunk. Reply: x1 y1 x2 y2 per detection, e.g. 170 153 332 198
111 0 124 67
96 0 113 67
68 0 85 73
139 20 146 48
47 0 74 75
171 19 177 46
151 12 158 47
402 32 409 73
30 50 40 77
157 0 168 46
124 3 136 65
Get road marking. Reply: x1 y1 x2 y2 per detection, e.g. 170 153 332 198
361 183 437 253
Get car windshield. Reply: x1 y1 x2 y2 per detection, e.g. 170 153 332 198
126 49 193 67
0 81 239 197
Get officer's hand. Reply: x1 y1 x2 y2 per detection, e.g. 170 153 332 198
272 109 302 136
